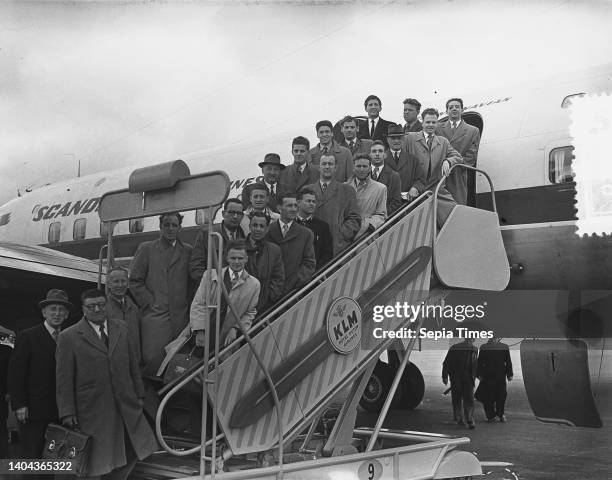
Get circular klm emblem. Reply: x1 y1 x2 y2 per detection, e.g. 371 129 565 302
326 297 362 355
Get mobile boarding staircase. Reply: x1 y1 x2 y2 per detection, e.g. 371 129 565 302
99 161 510 480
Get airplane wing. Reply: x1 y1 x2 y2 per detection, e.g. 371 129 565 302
0 242 104 332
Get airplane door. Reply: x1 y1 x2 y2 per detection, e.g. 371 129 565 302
520 339 602 427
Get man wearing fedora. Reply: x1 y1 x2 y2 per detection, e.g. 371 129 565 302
384 124 420 201
8 289 72 467
241 153 286 213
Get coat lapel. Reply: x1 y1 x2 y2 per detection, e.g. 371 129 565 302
107 318 122 356
76 318 107 355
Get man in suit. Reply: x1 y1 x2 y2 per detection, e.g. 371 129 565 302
190 198 246 284
442 337 478 429
306 154 361 256
8 289 71 469
405 108 463 226
370 141 402 214
57 289 158 479
191 241 261 349
476 336 513 423
245 212 285 313
240 184 280 235
267 193 316 294
305 120 354 182
436 98 481 205
361 94 394 147
338 116 372 159
384 124 420 200
296 187 334 270
403 98 423 133
241 153 286 212
279 136 319 194
106 266 142 372
346 154 387 239
129 212 192 371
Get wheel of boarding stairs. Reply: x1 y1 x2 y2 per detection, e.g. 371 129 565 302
399 362 425 410
359 361 402 412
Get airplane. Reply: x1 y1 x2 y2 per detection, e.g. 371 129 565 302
0 62 611 428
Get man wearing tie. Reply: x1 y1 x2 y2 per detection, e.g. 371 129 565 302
384 124 420 201
241 153 286 212
370 141 402 214
305 154 361 256
279 136 320 194
361 94 393 147
405 108 463 226
305 120 354 182
436 98 481 205
8 289 72 472
403 98 423 133
338 116 372 159
267 193 316 294
296 187 334 270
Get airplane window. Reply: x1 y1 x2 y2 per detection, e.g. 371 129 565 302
48 222 61 244
129 218 144 233
549 146 575 183
73 218 87 240
561 93 587 108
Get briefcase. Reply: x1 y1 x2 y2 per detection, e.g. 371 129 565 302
42 423 91 476
163 344 205 395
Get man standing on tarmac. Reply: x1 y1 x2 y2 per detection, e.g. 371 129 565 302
476 336 513 423
442 337 478 429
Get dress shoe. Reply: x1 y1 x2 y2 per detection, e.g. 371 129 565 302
499 415 507 423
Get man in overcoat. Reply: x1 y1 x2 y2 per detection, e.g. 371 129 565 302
56 289 157 479
129 212 192 369
442 337 478 429
476 336 513 422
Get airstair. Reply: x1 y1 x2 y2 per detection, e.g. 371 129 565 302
99 162 510 480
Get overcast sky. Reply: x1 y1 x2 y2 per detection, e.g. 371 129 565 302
1 0 611 206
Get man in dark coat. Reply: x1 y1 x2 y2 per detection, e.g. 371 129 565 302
476 337 513 422
442 337 478 429
370 140 402 214
338 116 373 159
385 124 420 200
129 212 192 370
190 198 246 284
296 187 333 270
8 289 72 470
360 94 394 148
279 136 319 194
267 193 316 294
245 212 285 314
402 98 423 133
305 120 354 183
57 289 158 479
241 153 286 212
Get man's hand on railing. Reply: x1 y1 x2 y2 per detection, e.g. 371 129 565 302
195 330 206 347
442 160 451 176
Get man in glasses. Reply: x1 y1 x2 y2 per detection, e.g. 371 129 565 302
56 288 157 479
130 212 192 372
189 198 247 284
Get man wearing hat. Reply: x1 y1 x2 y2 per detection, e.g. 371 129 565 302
384 124 420 200
8 289 72 466
241 153 286 213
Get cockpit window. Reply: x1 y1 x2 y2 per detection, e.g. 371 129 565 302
549 146 575 183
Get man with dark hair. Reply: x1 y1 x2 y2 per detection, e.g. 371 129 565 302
436 98 481 205
130 212 192 370
106 266 142 370
279 136 319 194
8 289 71 472
361 94 393 147
305 120 354 182
296 187 333 270
346 154 387 238
442 337 478 429
403 98 422 133
405 108 463 225
384 124 420 200
476 336 513 423
56 288 157 478
267 193 316 293
240 184 280 235
245 213 285 313
190 198 246 283
338 116 372 158
306 155 361 256
241 153 286 212
191 241 261 349
370 140 403 214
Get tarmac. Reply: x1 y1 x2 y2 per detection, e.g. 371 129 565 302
357 348 612 480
